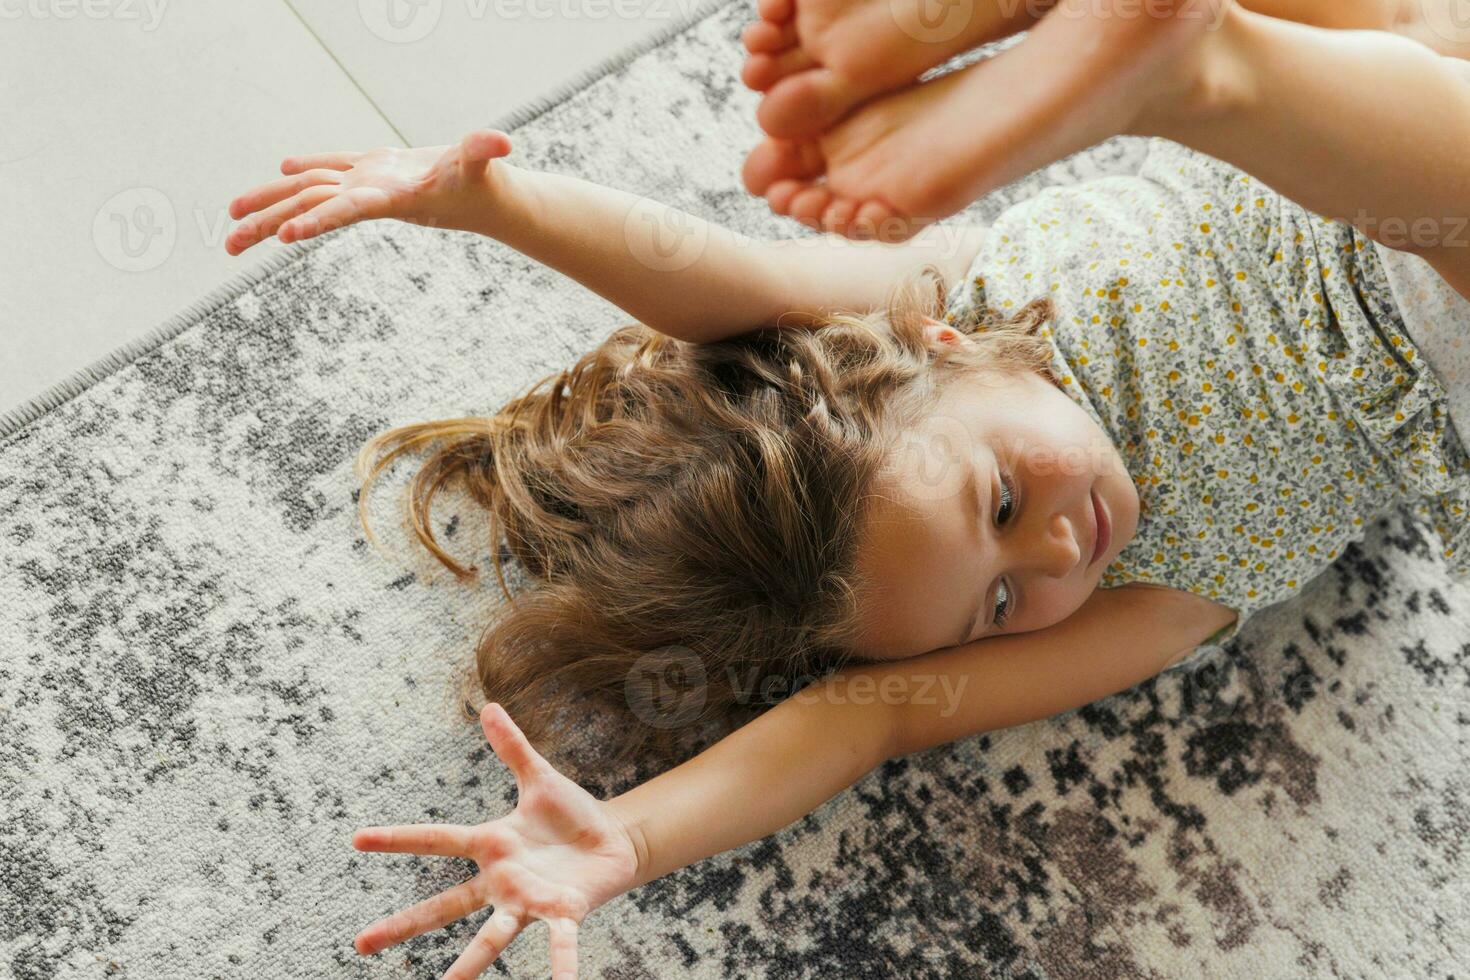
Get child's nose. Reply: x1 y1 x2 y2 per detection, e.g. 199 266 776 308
1025 509 1083 580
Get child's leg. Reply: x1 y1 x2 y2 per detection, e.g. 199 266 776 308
1235 0 1404 31
1394 0 1470 60
743 0 1453 149
744 0 1470 243
743 0 1219 240
1240 0 1470 60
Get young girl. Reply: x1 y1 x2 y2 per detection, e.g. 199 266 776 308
224 3 1470 977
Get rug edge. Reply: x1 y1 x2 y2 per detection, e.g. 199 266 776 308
0 0 739 444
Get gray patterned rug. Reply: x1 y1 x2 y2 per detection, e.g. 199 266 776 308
4 4 1469 977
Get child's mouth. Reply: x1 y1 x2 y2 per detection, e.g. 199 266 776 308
1089 486 1111 567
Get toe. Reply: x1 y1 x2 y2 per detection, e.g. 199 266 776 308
741 47 818 93
850 200 928 243
742 138 825 196
789 185 834 228
742 19 797 54
819 197 859 235
852 200 897 241
757 0 792 23
764 179 807 216
756 67 859 139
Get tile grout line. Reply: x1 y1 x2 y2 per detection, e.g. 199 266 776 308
0 0 740 442
278 0 410 146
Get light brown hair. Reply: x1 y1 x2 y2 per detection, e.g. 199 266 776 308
357 269 1057 763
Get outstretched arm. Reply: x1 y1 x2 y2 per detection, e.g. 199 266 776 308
349 582 1231 978
482 165 987 341
225 130 985 345
611 583 1231 884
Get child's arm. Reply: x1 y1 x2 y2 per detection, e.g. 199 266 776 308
351 583 1230 974
481 164 987 341
611 583 1230 883
225 130 987 344
1137 4 1470 299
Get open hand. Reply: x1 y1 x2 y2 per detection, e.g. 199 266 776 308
351 704 642 979
225 128 514 255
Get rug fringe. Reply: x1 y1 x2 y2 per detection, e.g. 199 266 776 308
486 0 735 134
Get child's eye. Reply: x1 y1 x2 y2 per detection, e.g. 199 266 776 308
994 579 1014 629
997 473 1017 525
992 472 1017 630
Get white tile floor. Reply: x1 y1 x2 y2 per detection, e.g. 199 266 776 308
1 0 716 416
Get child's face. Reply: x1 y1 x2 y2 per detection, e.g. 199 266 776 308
851 323 1140 661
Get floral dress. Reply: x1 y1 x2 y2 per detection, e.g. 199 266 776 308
945 138 1470 670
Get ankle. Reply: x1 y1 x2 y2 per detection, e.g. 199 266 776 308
1126 3 1258 140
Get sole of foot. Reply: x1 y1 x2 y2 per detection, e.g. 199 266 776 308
743 0 1227 240
742 0 1052 140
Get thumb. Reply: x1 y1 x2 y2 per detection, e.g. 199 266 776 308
480 702 549 788
460 129 513 173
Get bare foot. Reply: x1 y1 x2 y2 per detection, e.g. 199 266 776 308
743 0 1228 241
740 0 1052 139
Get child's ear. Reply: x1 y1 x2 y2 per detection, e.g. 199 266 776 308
922 321 967 346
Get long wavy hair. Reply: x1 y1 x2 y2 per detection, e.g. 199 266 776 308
357 268 1058 762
